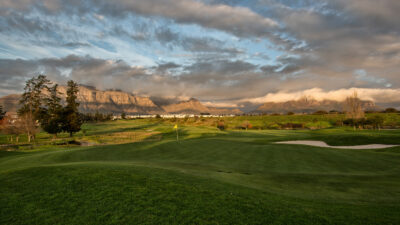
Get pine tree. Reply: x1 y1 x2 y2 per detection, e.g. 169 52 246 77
62 80 82 137
0 105 6 120
18 75 50 142
42 84 63 138
18 75 51 120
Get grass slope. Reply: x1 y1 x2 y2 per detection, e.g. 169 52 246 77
1 120 400 224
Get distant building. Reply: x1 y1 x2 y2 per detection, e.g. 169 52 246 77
112 114 235 120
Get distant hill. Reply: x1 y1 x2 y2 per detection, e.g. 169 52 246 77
208 107 243 115
253 97 380 114
162 98 210 114
0 94 20 114
161 98 242 115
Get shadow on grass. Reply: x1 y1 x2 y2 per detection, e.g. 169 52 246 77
85 122 162 136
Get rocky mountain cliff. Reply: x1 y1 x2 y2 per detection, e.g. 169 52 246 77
57 86 164 114
254 97 379 114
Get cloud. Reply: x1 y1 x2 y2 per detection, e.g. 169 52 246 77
0 55 279 102
0 55 148 95
183 59 257 75
242 87 400 104
99 0 278 37
1 0 278 38
153 28 244 55
1 0 400 110
152 62 181 74
202 101 238 108
253 0 400 90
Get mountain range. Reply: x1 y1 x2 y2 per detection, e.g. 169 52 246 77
254 96 379 114
0 85 242 115
0 85 382 115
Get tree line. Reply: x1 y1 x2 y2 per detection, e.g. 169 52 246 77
1 75 82 143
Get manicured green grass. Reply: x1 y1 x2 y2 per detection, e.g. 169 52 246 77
1 120 400 224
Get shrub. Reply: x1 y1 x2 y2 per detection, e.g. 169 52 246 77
217 121 226 130
265 123 280 129
281 123 304 129
366 115 384 129
241 121 252 130
313 110 328 115
384 108 397 113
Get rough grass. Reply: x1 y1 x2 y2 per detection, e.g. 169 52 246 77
162 113 400 130
1 120 400 224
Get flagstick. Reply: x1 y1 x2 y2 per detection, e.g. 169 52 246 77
176 127 179 142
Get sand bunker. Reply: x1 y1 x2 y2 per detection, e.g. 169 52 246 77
275 140 399 149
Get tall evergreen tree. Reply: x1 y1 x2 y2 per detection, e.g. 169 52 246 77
18 75 51 120
18 75 50 142
63 80 82 137
42 84 63 138
0 105 6 120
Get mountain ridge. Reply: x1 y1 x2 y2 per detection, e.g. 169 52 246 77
0 86 242 115
0 86 383 115
253 97 379 114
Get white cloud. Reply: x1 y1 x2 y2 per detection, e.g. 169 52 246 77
202 101 238 108
242 88 400 104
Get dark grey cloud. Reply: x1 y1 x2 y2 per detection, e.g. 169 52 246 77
183 60 257 75
0 55 280 101
253 0 400 90
0 11 51 34
0 10 88 50
0 55 147 95
0 0 278 38
97 0 278 37
153 62 181 74
108 25 244 57
154 28 244 55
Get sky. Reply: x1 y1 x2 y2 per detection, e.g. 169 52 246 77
1 0 400 109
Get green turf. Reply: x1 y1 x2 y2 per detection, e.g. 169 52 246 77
1 120 400 224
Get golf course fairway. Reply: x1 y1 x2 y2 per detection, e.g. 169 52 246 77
1 121 400 224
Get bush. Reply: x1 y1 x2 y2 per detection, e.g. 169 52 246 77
240 121 252 130
384 108 397 113
366 115 384 129
280 123 304 129
217 121 226 130
313 110 328 115
265 123 280 129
